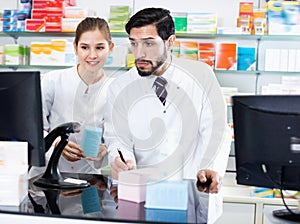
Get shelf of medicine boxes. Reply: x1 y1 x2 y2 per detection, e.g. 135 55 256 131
0 64 130 71
3 31 300 40
175 32 300 41
0 30 128 43
0 31 129 39
0 31 128 70
2 31 300 72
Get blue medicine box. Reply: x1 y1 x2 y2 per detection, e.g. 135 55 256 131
145 208 187 223
145 180 188 210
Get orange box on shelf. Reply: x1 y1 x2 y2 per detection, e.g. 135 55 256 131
215 42 237 70
179 41 198 60
62 18 82 32
64 7 89 18
252 9 267 35
237 15 252 34
198 42 215 68
239 2 253 16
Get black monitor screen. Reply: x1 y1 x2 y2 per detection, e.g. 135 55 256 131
232 95 300 191
0 71 45 166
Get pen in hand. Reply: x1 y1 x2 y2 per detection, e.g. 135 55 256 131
117 149 126 164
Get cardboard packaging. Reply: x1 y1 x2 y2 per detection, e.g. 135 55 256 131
0 141 28 206
117 168 160 203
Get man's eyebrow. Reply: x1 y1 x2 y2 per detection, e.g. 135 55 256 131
129 37 156 41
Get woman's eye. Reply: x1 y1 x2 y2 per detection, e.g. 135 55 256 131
130 42 137 47
81 46 88 50
97 46 104 50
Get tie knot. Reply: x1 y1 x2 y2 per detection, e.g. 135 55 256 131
153 76 167 88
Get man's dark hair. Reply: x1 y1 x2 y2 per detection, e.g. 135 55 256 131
125 8 175 40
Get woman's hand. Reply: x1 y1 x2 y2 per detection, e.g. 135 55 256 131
85 144 108 161
56 140 84 162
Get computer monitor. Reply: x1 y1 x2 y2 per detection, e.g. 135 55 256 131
0 71 45 167
232 95 300 221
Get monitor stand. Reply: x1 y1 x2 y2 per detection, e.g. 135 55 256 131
33 122 90 190
273 201 300 222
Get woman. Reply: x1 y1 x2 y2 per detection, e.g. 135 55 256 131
30 17 114 176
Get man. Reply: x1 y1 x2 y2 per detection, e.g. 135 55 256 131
104 8 231 194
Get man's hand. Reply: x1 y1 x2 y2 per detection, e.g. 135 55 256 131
58 141 84 162
110 156 135 180
109 185 118 204
196 169 222 194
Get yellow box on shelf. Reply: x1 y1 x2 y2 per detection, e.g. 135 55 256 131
30 39 76 66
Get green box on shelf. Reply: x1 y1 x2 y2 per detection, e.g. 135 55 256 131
172 12 187 32
109 12 130 21
110 5 130 14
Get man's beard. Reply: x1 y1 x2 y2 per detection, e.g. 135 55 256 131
135 50 168 77
135 59 164 77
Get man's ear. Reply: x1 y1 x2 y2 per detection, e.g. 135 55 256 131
167 34 176 50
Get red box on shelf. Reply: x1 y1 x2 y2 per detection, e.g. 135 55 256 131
31 9 47 19
45 16 62 23
45 7 64 17
47 0 64 8
32 0 48 9
45 22 62 32
25 19 46 32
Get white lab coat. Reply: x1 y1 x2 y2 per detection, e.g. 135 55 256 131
104 58 232 223
29 66 112 178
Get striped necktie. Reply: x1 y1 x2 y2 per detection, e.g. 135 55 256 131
153 76 168 106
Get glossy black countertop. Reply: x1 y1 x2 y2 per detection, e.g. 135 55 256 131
0 173 209 223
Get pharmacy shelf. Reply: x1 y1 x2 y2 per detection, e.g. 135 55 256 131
174 33 300 41
1 32 300 78
0 65 71 70
215 70 300 75
0 31 128 38
0 32 76 39
1 31 300 40
0 64 129 70
1 65 299 75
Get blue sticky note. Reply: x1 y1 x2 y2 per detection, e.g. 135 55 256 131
81 186 101 214
81 126 102 158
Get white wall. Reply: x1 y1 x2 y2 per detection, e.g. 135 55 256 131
0 0 17 10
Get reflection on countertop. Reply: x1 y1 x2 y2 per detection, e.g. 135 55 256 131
0 172 210 223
